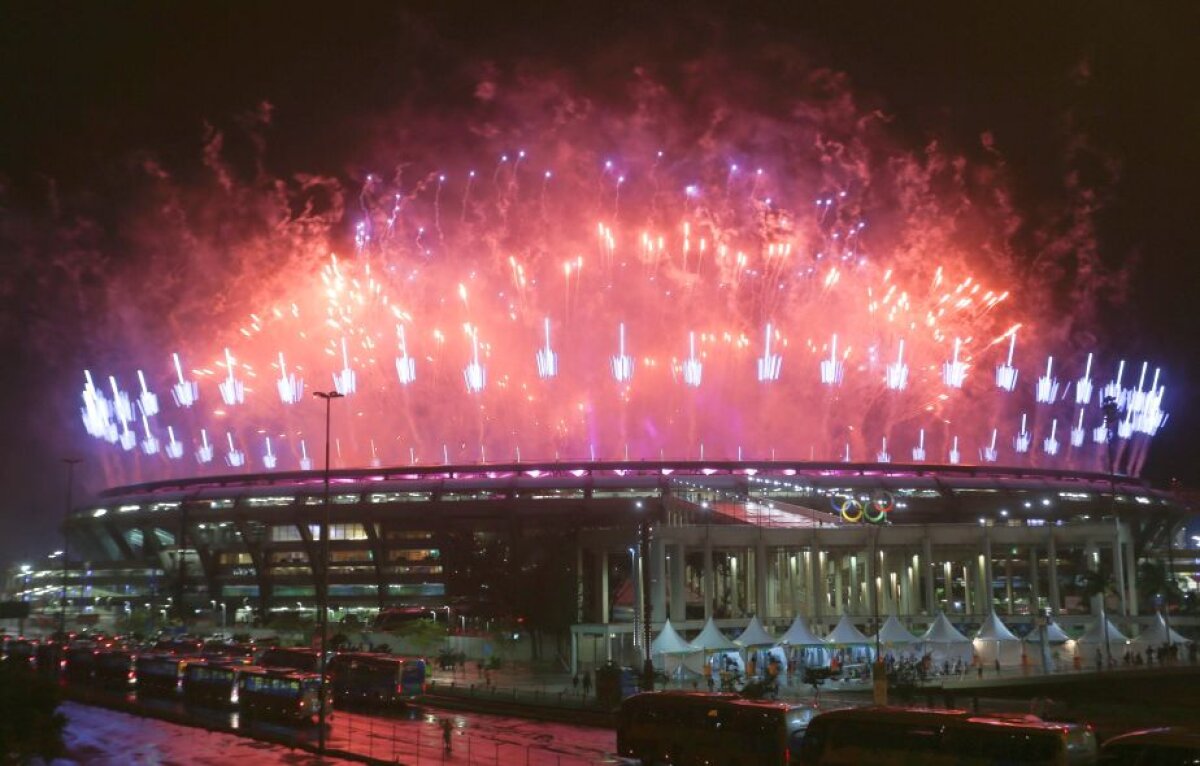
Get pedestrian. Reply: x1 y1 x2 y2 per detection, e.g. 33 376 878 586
582 669 592 697
572 672 579 693
977 663 983 679
441 717 453 754
994 658 1001 675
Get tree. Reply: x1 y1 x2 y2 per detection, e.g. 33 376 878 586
1137 560 1183 612
392 618 448 655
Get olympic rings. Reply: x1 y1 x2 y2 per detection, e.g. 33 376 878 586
831 490 895 524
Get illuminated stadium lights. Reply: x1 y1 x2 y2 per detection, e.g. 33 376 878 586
1075 352 1094 406
195 428 214 464
164 426 184 459
170 352 199 407
995 332 1018 392
1013 413 1031 453
333 337 357 396
756 323 782 382
820 334 844 385
262 436 277 469
535 317 558 379
276 352 304 404
610 322 634 383
136 369 159 417
463 327 487 393
1071 410 1087 447
884 339 908 390
912 429 926 462
395 324 417 385
682 331 703 387
218 348 245 406
942 337 968 388
1035 356 1060 404
225 432 245 468
1042 419 1060 456
139 412 159 455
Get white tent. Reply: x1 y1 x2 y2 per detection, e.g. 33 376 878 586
919 612 973 666
778 615 829 668
1024 619 1072 644
1074 616 1128 664
1129 612 1191 651
826 615 874 663
735 616 776 647
973 611 1024 666
650 619 700 679
691 618 743 680
873 614 918 646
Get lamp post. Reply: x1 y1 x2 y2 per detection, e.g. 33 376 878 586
637 501 654 691
313 389 343 753
59 458 81 640
1100 395 1120 669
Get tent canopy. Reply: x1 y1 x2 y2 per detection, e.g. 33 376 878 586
1024 619 1072 643
1130 613 1191 648
921 612 971 644
975 611 1021 642
691 618 739 652
735 616 776 647
779 615 826 646
1075 616 1128 645
825 614 871 645
651 619 698 655
874 614 918 644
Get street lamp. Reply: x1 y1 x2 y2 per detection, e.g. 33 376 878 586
312 389 343 753
1099 396 1120 668
60 458 81 640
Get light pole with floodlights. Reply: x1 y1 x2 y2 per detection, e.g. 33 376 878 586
59 458 81 640
313 390 343 753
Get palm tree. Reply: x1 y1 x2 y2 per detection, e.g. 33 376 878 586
1137 560 1182 612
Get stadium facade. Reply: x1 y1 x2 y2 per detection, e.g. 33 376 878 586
6 461 1197 648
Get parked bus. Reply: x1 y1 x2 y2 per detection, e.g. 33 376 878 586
236 667 324 724
327 652 427 709
258 646 323 673
93 649 137 689
795 707 1098 765
135 654 192 696
183 661 255 708
617 691 818 766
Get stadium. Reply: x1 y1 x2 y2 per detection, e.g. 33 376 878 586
10 99 1197 662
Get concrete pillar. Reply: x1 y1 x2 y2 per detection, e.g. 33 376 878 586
703 536 714 620
729 551 741 616
866 546 878 626
963 562 973 615
1124 538 1139 617
1047 533 1061 616
849 555 861 615
755 538 768 618
1112 530 1128 617
809 547 822 623
1004 558 1014 616
670 543 686 622
571 630 578 674
923 537 936 616
1085 540 1102 615
943 561 953 613
600 550 610 624
903 557 915 617
651 538 667 623
576 545 585 623
982 534 995 616
833 556 844 615
1028 546 1041 615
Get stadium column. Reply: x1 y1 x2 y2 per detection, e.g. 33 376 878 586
651 537 667 623
1085 539 1102 615
1047 531 1061 616
902 556 914 617
1123 536 1138 617
982 531 995 616
599 550 610 624
922 536 935 616
702 537 714 620
865 545 877 628
962 562 973 615
755 538 768 620
849 554 861 616
1111 527 1128 617
1029 546 1042 613
1005 557 1015 616
670 543 686 622
576 543 585 623
832 556 844 615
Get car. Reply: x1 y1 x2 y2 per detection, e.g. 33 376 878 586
1099 727 1200 765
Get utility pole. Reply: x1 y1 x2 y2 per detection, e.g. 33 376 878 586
313 390 343 754
59 458 81 640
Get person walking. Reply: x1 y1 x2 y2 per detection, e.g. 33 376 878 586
581 669 592 698
441 717 453 754
572 672 579 694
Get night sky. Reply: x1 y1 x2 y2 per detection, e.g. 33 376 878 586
0 1 1197 566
